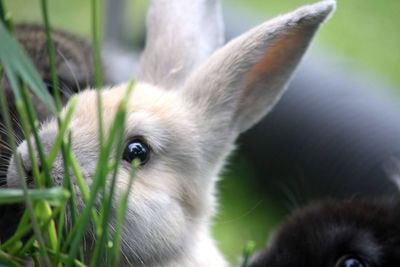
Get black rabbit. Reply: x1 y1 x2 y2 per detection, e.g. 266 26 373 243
249 198 400 267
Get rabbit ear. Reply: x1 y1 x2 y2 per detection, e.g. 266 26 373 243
137 0 224 89
183 0 335 133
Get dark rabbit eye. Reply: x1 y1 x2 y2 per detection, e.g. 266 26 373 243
43 79 68 97
123 139 150 165
336 255 367 267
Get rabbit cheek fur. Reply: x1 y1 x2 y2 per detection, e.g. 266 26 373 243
6 1 335 266
249 200 400 267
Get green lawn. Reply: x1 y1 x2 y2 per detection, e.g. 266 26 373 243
4 0 146 41
6 0 399 86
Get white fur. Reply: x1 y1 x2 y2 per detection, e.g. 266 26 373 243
6 1 335 266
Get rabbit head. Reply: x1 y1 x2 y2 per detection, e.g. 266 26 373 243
5 0 335 266
1 24 95 123
249 199 400 267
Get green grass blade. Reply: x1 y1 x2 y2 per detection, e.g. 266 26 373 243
0 0 6 23
91 0 103 88
91 0 105 154
40 0 62 111
0 67 28 266
0 249 24 267
45 96 77 167
54 203 67 265
15 205 64 256
0 0 13 31
34 201 59 252
13 93 55 266
65 119 118 265
66 84 133 266
0 188 70 205
61 133 85 262
0 73 51 266
90 81 134 266
38 247 86 267
111 160 139 266
68 153 90 203
241 241 256 267
14 94 44 187
68 150 100 227
18 83 53 187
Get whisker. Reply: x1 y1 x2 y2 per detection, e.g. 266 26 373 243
0 124 23 144
63 84 76 98
2 109 24 138
11 116 24 135
0 138 12 145
0 146 12 153
57 49 82 93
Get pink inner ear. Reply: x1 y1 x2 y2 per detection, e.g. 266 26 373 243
243 23 314 97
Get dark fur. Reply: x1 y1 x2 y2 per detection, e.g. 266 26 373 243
250 199 400 267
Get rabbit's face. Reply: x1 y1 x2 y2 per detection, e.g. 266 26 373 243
250 200 400 267
7 83 219 264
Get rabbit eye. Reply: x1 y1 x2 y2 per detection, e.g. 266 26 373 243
123 139 150 165
43 79 55 93
43 79 66 96
335 255 367 267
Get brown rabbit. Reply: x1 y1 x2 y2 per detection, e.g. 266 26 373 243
0 24 96 241
0 24 96 184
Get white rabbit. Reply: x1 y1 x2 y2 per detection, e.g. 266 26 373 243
6 0 335 266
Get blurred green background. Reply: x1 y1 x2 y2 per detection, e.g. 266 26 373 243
3 0 400 264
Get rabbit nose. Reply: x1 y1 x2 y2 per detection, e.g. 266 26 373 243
22 161 33 185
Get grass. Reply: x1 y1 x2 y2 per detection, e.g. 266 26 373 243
0 1 138 265
213 157 284 264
